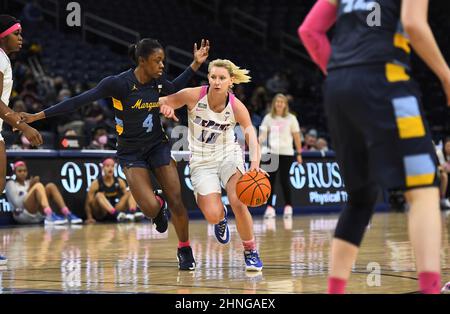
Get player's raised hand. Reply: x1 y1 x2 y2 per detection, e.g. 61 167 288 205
160 104 179 122
193 39 210 65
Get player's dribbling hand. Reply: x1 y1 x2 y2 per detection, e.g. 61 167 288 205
160 104 179 122
248 163 269 177
22 125 43 147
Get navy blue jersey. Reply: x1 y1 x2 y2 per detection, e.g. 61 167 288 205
97 176 123 203
44 67 195 149
328 0 411 71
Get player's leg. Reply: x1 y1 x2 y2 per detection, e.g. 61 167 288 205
153 160 190 243
225 171 263 271
123 167 167 233
191 162 230 245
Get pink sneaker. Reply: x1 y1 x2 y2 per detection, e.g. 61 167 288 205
264 206 276 219
283 205 293 219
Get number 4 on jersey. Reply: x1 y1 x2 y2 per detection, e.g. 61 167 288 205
143 114 153 133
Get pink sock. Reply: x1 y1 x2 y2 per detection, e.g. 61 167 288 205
243 239 256 251
328 277 347 294
61 207 70 216
108 208 116 215
129 208 137 213
155 196 164 208
178 241 191 249
419 272 441 294
43 207 52 216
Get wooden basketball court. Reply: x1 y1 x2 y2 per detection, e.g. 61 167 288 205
0 212 448 294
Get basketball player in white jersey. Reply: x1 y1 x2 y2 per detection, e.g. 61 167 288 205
159 59 263 271
0 15 43 265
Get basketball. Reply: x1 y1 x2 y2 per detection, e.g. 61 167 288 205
236 170 271 207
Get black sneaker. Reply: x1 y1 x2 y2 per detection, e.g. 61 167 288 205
177 246 196 271
153 190 168 233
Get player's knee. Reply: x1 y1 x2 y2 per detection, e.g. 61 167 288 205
166 195 184 213
334 184 378 247
35 182 45 191
203 209 223 225
229 196 247 214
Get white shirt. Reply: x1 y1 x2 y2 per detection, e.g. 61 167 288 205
0 48 13 131
5 179 30 210
188 90 239 158
260 113 301 156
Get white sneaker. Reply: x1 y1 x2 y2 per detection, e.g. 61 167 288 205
283 205 293 219
264 206 276 219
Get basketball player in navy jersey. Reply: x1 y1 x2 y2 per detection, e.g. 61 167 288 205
299 0 449 293
19 38 210 271
0 14 43 265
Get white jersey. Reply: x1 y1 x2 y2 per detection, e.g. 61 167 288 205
188 86 240 159
0 48 13 133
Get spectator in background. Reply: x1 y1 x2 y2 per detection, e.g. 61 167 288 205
303 129 318 151
249 86 269 128
259 94 303 219
21 0 44 26
316 137 329 152
6 160 82 225
265 71 290 95
86 126 113 150
85 158 142 224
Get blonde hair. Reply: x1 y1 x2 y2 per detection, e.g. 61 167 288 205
270 93 290 118
208 59 251 85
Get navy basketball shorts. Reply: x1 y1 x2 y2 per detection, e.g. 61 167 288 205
117 140 173 170
323 63 439 192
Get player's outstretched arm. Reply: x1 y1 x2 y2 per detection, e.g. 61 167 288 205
159 87 202 122
19 75 124 124
402 0 450 105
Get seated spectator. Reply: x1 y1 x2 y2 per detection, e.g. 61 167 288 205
5 161 82 225
302 129 318 151
316 138 329 152
85 158 143 224
86 126 114 150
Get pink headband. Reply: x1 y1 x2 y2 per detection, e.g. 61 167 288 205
0 23 21 39
102 158 115 166
13 161 26 170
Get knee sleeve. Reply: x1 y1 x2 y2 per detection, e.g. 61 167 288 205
334 184 379 247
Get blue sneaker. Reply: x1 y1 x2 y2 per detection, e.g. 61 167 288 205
66 213 83 224
214 206 230 244
0 255 7 266
45 213 68 226
244 250 263 272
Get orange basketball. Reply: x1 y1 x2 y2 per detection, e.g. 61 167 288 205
236 171 271 207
